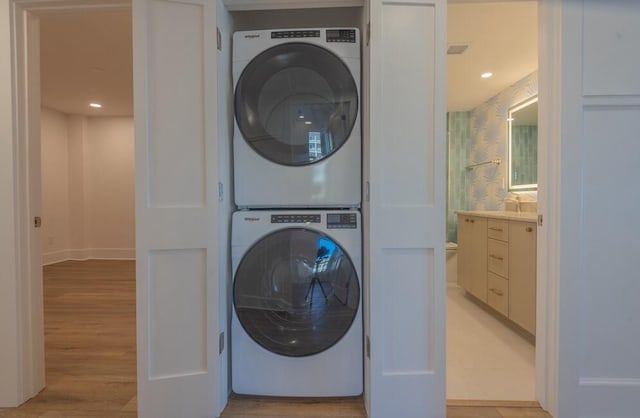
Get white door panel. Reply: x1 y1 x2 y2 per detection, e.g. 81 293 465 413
134 0 222 415
367 1 446 417
549 1 640 416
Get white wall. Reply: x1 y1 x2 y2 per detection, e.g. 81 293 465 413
84 117 135 256
41 108 70 259
41 108 135 264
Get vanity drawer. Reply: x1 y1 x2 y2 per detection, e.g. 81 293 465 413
488 238 508 277
487 219 509 241
487 272 509 317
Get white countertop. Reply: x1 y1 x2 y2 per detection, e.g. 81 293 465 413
456 210 537 223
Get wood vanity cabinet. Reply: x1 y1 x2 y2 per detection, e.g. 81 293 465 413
508 221 537 335
457 215 487 302
457 213 537 336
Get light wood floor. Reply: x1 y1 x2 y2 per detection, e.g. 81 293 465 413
0 260 552 418
0 260 137 418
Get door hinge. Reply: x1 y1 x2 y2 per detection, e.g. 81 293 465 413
366 335 371 359
538 214 543 226
216 27 222 51
218 182 224 202
219 332 225 354
366 21 371 46
34 216 42 228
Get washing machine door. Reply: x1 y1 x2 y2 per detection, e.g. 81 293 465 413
234 228 360 357
235 43 358 166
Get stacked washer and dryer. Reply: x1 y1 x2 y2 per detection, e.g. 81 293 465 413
231 28 363 397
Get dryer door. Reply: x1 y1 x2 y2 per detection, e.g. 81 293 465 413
234 43 358 166
234 227 360 357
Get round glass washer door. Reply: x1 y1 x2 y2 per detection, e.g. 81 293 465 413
233 228 360 357
234 43 359 166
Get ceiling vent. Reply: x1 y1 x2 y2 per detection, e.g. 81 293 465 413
447 44 469 55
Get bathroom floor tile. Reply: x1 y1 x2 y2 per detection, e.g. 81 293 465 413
446 286 535 401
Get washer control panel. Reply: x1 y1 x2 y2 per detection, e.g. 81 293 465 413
327 213 358 229
271 214 321 224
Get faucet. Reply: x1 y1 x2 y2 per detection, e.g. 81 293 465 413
504 195 521 212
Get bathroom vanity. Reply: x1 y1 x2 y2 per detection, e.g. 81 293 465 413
456 210 537 336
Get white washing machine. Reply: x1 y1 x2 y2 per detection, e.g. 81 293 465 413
231 210 363 396
233 28 361 208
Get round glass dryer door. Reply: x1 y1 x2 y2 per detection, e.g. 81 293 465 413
234 43 359 166
234 228 360 357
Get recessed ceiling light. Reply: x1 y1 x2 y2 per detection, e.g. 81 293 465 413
89 103 102 108
304 121 312 125
481 72 493 79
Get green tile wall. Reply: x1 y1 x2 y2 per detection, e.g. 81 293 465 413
447 111 471 243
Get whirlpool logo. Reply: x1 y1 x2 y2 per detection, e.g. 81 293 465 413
244 217 261 222
244 34 260 39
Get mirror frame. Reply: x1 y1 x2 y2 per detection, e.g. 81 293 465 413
508 96 538 191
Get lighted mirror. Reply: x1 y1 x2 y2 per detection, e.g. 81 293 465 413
508 96 538 191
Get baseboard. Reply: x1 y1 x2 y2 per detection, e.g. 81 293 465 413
43 248 135 265
43 250 71 266
446 399 541 408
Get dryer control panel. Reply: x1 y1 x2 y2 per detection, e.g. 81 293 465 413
271 30 320 39
327 213 358 229
326 29 357 43
269 29 357 43
271 214 321 224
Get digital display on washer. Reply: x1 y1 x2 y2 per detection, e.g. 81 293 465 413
327 213 357 229
326 29 357 43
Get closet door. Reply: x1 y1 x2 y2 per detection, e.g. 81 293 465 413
366 1 446 417
542 1 640 416
133 0 221 416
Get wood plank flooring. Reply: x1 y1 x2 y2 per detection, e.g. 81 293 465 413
0 260 553 418
220 395 552 418
0 260 137 418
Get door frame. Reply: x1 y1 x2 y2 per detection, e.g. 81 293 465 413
535 1 559 414
7 0 562 415
6 0 131 405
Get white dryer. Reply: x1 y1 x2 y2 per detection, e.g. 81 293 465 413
231 210 362 396
233 28 361 208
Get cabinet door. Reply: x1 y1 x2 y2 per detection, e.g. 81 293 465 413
508 221 536 335
457 215 487 302
456 214 473 292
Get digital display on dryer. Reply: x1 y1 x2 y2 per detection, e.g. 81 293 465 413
326 29 356 43
327 213 357 229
